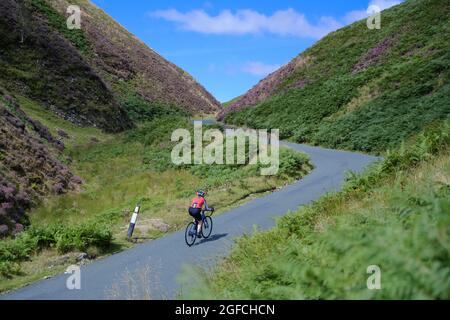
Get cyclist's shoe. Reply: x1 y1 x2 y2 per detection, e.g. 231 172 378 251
197 233 203 239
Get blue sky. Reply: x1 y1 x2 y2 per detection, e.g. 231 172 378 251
91 0 401 102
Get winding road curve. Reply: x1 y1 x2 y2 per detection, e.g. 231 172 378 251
2 142 380 300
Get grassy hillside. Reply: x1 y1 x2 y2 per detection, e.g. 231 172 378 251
0 0 220 127
0 0 221 239
47 0 220 115
222 96 242 108
222 0 450 153
187 116 450 299
0 0 245 290
0 91 83 233
0 98 313 292
0 0 133 132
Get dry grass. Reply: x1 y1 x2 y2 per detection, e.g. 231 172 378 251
106 265 169 300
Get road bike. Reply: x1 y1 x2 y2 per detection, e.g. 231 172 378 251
185 210 213 246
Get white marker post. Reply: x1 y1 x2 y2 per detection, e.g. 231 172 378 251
127 204 140 240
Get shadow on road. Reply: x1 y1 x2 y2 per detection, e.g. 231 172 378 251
196 233 228 245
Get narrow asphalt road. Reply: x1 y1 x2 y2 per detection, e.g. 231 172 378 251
2 142 380 300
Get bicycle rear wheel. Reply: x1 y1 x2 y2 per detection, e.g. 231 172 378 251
202 216 213 239
185 222 197 246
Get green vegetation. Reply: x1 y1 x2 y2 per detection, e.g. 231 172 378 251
188 147 310 189
31 0 90 53
0 0 132 133
115 81 189 122
222 96 242 108
0 0 310 294
122 96 187 123
0 103 312 291
127 115 311 185
187 117 450 299
3 0 448 300
0 221 112 277
16 95 110 148
225 0 450 153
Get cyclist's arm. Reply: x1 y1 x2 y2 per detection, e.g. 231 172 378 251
204 199 213 211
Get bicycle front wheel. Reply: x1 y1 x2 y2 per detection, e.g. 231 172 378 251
185 222 197 247
202 216 213 239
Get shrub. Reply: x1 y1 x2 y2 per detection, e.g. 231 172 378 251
53 223 112 254
0 261 20 278
120 93 187 123
0 221 113 277
30 0 90 53
278 149 311 178
345 116 450 192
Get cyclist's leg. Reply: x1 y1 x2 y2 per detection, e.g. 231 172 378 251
198 220 203 233
197 216 202 234
198 211 206 233
189 207 203 234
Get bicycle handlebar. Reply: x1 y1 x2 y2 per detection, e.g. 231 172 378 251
202 208 215 217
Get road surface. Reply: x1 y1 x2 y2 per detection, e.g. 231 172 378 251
2 142 380 299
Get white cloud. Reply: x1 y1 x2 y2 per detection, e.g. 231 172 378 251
343 10 369 24
344 0 402 24
151 8 342 39
151 1 403 39
241 61 281 76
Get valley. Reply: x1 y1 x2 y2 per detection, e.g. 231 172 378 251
1 0 449 300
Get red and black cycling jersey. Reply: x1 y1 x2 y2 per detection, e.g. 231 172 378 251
190 196 205 209
190 196 212 210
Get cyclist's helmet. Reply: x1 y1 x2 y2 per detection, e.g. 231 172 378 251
197 190 206 197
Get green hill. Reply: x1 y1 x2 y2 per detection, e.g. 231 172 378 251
189 0 450 300
189 115 450 300
0 0 221 238
221 0 450 153
0 0 312 287
0 0 220 131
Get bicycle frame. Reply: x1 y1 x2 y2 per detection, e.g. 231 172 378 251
186 209 214 246
193 210 213 225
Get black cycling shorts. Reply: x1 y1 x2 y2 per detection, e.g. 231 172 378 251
188 207 202 221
